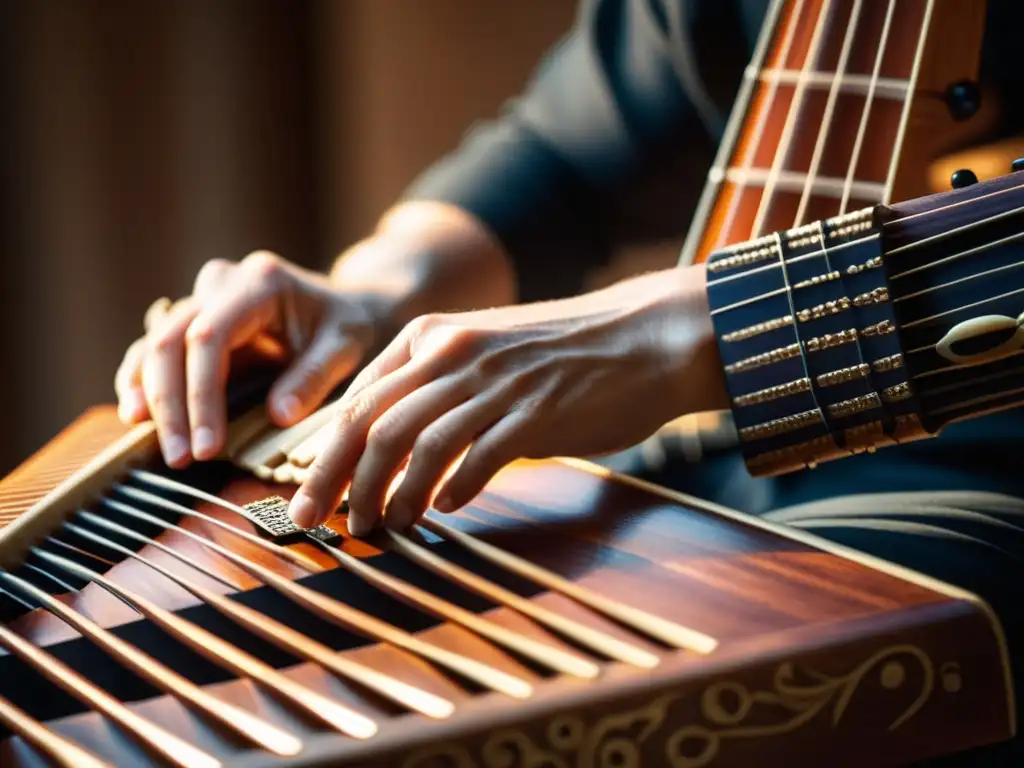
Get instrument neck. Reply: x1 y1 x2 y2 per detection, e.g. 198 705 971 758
680 0 951 265
879 173 1024 433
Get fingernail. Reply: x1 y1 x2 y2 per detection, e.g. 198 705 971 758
288 494 318 529
347 512 372 537
192 427 217 459
385 501 415 531
161 434 190 467
434 494 454 514
276 395 302 424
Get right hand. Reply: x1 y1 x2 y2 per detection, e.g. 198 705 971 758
115 250 389 468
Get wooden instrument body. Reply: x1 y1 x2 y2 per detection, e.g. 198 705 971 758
0 1 1016 765
0 407 1011 767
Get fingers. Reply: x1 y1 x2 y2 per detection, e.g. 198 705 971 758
433 411 530 514
183 317 230 461
339 327 415 406
183 283 282 461
141 299 201 467
268 328 364 426
382 396 505 532
115 337 149 424
287 357 439 529
345 377 474 535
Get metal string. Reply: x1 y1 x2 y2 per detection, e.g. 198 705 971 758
750 0 836 238
713 0 810 249
839 0 897 214
794 0 867 226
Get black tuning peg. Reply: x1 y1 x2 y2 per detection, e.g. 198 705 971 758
945 80 982 122
950 168 978 189
1012 158 1024 173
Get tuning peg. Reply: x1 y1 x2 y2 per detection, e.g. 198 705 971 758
945 80 982 122
950 168 978 189
1012 158 1024 173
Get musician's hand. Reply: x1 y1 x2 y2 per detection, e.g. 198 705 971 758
114 253 390 467
287 266 728 534
114 202 515 469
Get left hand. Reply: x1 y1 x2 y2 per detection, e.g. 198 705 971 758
287 265 729 535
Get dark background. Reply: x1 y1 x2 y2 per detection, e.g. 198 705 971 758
0 0 684 475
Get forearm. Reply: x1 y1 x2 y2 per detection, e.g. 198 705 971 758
329 201 518 336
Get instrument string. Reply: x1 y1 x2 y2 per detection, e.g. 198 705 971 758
98 495 538 700
751 0 836 238
839 0 897 214
929 383 1024 418
62 514 459 720
123 470 697 661
915 359 1024 396
714 0 809 249
914 349 1024 381
710 181 1024 290
895 250 1024 306
45 535 117 568
22 561 82 596
886 202 1024 266
900 283 1024 330
0 603 221 768
28 544 382 740
710 199 1024 319
0 568 306 757
794 0 866 226
883 0 937 203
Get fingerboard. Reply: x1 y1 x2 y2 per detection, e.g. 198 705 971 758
679 0 988 265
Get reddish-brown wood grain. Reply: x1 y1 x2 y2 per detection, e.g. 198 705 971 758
0 406 1013 767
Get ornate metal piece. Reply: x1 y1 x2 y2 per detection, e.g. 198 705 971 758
739 410 823 442
724 343 802 374
733 378 811 407
721 314 794 343
241 496 340 543
817 363 870 388
827 393 882 420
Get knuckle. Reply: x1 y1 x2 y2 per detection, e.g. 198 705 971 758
336 393 375 430
184 319 217 347
187 381 220 406
412 427 448 458
151 327 182 355
242 250 283 280
365 415 404 455
445 326 484 356
407 313 440 337
474 347 511 381
147 388 183 414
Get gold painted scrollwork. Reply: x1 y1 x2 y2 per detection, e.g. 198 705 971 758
481 729 568 768
401 645 954 768
665 644 935 768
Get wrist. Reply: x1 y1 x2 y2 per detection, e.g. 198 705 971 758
657 265 730 417
331 201 517 323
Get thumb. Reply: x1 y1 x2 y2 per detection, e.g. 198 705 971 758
267 328 365 425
